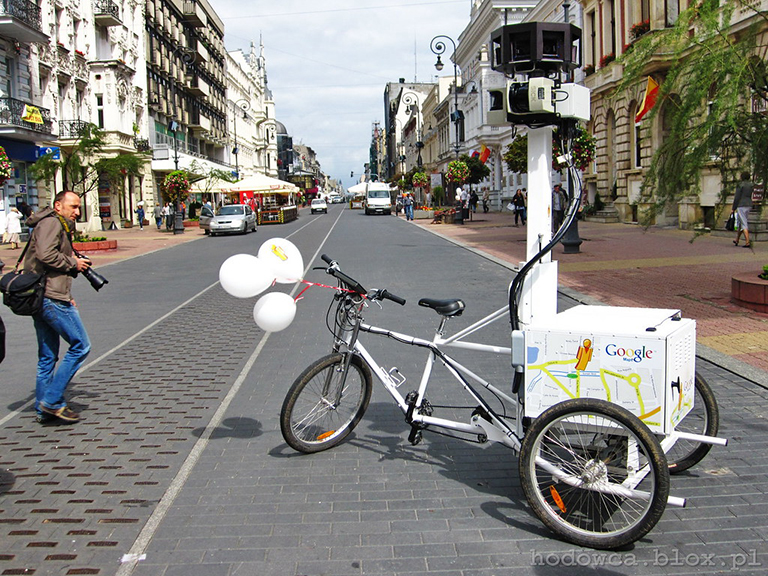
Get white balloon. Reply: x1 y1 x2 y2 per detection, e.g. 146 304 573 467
257 238 304 284
253 292 297 332
219 254 274 299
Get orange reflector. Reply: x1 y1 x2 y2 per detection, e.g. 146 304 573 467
317 431 335 441
550 485 566 513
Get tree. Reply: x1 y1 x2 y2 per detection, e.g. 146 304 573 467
30 123 147 199
461 154 491 187
619 1 768 224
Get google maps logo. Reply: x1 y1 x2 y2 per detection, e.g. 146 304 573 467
605 344 654 363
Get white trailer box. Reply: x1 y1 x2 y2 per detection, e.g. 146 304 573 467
524 305 695 434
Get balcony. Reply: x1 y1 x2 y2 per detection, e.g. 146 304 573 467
181 0 206 27
0 0 48 43
186 76 210 98
183 40 208 64
133 137 151 152
58 119 89 139
188 113 211 133
0 97 53 140
93 0 120 26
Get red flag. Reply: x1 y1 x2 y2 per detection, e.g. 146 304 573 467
635 76 659 123
479 144 491 164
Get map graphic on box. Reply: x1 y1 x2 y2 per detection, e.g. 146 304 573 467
524 326 694 434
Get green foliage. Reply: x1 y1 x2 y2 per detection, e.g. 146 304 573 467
618 0 768 223
503 134 528 174
29 122 146 197
460 154 491 186
432 185 444 206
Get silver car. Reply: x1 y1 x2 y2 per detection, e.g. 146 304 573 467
206 204 257 236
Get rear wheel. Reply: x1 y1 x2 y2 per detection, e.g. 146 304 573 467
281 353 372 453
519 398 670 550
665 372 719 473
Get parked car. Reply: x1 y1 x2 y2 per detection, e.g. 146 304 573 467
208 204 257 236
199 205 214 234
311 198 328 214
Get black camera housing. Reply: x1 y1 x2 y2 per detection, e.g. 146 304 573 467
490 22 581 76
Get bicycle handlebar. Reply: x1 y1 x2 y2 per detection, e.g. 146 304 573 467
320 254 406 305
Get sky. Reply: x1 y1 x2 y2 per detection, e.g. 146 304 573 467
216 0 472 190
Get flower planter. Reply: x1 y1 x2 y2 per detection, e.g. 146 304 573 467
72 240 117 252
183 220 199 228
414 209 434 220
731 273 768 313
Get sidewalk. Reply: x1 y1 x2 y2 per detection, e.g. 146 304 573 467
411 209 768 383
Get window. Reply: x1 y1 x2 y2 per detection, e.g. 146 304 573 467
96 94 104 128
4 56 17 98
666 0 680 27
629 101 642 168
587 11 596 67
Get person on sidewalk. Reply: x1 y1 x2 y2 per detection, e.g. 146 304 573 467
403 193 414 221
135 202 145 230
732 171 753 248
512 189 527 226
552 184 566 232
482 190 490 213
25 191 93 424
6 207 22 249
153 204 163 229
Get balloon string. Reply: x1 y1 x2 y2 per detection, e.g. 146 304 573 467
294 280 356 302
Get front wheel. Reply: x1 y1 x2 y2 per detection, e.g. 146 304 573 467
519 398 670 550
280 353 372 453
665 372 719 473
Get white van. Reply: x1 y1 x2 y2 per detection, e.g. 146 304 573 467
364 183 392 215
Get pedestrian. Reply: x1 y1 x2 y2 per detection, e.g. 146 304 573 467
0 208 6 244
181 201 186 221
482 190 490 213
24 191 93 423
163 203 173 230
552 184 566 232
153 204 163 229
460 187 469 208
512 189 527 226
403 193 414 221
19 201 33 219
6 206 22 249
135 202 145 230
469 191 478 213
732 171 754 248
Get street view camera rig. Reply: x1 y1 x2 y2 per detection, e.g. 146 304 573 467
487 22 590 127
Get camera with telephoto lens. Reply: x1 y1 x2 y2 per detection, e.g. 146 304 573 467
73 249 109 291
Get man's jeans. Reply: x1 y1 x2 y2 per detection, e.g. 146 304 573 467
33 298 91 413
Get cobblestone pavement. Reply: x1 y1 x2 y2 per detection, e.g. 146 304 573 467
0 207 766 575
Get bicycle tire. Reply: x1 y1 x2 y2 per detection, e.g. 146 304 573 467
519 398 670 550
280 353 372 453
666 372 719 474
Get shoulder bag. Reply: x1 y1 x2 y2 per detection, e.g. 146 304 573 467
0 239 46 316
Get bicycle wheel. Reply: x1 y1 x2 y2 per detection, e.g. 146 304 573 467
519 398 670 550
666 372 719 474
280 353 372 453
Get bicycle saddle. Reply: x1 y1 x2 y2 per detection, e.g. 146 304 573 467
418 298 465 317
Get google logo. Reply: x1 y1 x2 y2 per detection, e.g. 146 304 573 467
605 344 654 363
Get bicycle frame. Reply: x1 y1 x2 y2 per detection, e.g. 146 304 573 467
333 295 685 507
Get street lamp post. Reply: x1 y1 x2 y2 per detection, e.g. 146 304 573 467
431 35 462 158
402 92 423 169
168 120 184 234
230 98 251 180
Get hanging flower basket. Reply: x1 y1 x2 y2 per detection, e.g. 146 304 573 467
162 170 190 203
0 146 13 184
445 160 469 184
412 172 429 188
552 125 596 172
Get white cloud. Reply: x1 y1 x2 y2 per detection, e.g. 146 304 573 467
217 0 470 188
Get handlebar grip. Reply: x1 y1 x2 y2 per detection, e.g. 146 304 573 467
381 290 406 306
321 254 334 265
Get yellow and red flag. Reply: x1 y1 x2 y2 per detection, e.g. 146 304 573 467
635 76 659 123
479 144 491 164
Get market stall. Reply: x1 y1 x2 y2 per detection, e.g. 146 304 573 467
347 182 367 209
229 174 299 224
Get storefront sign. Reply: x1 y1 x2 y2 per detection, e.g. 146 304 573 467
21 105 44 124
753 184 764 204
35 146 60 160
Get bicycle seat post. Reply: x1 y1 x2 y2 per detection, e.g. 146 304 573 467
435 316 448 337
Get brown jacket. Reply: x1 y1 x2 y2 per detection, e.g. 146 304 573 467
23 208 78 302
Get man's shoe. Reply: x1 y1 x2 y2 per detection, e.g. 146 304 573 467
40 405 80 422
36 413 56 424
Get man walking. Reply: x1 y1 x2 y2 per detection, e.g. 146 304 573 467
25 191 92 423
552 184 566 232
